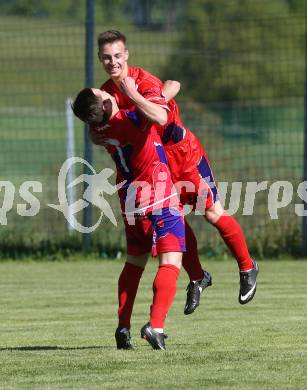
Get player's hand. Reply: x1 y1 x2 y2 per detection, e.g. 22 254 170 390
162 80 181 102
120 77 139 99
100 90 112 101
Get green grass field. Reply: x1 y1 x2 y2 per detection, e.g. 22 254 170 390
0 258 306 389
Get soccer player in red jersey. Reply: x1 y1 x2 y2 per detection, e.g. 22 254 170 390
95 30 259 309
72 88 185 350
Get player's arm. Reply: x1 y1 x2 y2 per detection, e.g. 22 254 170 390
162 80 181 103
120 77 167 126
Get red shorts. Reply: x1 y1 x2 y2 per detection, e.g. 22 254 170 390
123 207 185 256
123 215 152 256
164 130 219 212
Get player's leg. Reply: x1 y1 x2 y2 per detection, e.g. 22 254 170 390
205 200 258 304
115 217 152 350
182 221 203 281
164 136 212 314
183 221 212 315
205 200 253 271
149 250 182 330
192 144 259 304
141 207 185 350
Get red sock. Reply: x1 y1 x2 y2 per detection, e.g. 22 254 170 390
118 262 144 329
182 222 204 281
213 214 253 271
150 264 180 328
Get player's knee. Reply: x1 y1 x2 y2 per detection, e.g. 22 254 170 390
127 254 149 268
205 201 225 224
159 252 182 269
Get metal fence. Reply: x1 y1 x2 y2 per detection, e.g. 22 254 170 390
0 3 305 256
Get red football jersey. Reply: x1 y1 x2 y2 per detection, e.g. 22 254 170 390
101 66 186 146
90 108 177 215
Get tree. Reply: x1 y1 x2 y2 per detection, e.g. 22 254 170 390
163 0 305 104
0 0 84 19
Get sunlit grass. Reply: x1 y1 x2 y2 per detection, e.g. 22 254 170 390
0 258 306 389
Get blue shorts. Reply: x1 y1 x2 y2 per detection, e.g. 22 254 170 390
123 207 186 256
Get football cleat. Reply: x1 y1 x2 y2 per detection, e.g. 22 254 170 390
115 327 133 350
184 270 212 315
140 323 167 350
239 259 259 305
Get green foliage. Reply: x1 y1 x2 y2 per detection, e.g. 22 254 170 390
0 11 304 255
0 0 185 26
194 221 303 260
0 0 129 23
124 0 185 28
286 0 306 12
0 230 124 260
0 0 83 20
0 219 303 259
164 0 305 103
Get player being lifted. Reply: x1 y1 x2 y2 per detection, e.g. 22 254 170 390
72 87 185 351
94 30 259 313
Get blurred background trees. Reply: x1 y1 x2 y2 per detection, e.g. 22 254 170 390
162 0 305 104
1 0 304 104
0 0 305 256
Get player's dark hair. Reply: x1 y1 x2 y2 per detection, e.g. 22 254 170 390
72 88 102 123
97 30 126 49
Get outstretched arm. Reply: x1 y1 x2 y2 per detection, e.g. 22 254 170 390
120 76 168 126
162 80 181 103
